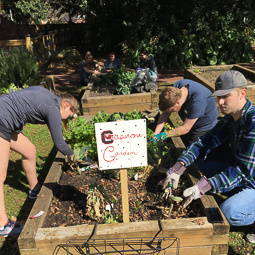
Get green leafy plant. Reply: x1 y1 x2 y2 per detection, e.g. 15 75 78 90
66 145 91 174
107 112 125 122
98 67 135 95
123 12 255 69
63 117 97 160
92 111 110 124
0 83 27 94
147 122 175 167
0 47 41 91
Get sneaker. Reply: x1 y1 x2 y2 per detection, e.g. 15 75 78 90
0 219 15 237
247 230 255 244
29 184 41 199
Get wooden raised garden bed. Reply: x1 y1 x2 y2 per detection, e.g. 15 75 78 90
184 64 255 106
18 136 229 255
81 82 158 116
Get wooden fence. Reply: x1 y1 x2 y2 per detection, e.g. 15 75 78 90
0 28 71 65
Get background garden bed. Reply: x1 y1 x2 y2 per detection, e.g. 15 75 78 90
81 82 158 117
184 64 255 108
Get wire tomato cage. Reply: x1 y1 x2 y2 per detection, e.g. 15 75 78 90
64 219 180 255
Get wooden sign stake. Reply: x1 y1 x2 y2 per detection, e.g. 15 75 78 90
120 168 129 223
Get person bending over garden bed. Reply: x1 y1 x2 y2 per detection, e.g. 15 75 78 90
163 70 255 243
152 79 218 146
0 86 79 237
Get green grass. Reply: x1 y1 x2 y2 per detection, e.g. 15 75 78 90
5 124 55 218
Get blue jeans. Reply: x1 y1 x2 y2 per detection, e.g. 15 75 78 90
195 159 255 227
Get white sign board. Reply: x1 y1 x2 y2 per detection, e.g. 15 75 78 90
95 119 147 170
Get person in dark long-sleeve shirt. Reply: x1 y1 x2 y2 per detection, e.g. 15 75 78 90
0 86 79 236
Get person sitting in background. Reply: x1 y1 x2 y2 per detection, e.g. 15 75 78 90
80 52 101 86
103 52 122 72
130 48 158 93
151 79 218 147
162 70 255 243
137 48 158 82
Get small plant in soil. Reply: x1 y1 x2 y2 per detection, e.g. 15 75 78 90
66 145 91 174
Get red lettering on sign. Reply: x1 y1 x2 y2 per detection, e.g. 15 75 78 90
103 146 138 162
112 133 143 142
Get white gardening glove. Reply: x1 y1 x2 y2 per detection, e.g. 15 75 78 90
182 176 212 208
162 161 186 189
162 172 180 189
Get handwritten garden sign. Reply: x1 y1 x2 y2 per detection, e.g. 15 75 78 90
95 119 147 170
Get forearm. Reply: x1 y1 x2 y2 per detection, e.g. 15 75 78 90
84 67 94 73
154 123 164 134
154 111 170 134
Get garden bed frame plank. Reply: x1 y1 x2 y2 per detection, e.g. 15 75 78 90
18 152 65 254
18 137 229 255
184 64 255 106
34 219 228 255
81 82 158 116
183 64 233 93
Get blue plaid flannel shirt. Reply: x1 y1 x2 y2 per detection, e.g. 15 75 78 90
178 100 255 193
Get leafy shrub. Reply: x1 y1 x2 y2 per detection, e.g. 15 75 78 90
123 12 255 69
0 83 27 94
98 67 135 95
0 47 41 91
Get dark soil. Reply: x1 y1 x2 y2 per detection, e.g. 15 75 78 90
43 165 203 228
89 81 118 97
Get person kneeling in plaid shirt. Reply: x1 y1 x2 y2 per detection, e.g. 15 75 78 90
163 70 255 243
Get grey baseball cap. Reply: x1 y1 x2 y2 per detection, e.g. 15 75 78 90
210 70 247 97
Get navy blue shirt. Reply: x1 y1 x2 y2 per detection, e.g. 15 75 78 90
80 60 97 81
174 79 218 132
103 59 122 70
0 86 73 156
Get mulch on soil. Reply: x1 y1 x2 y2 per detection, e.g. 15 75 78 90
43 166 203 228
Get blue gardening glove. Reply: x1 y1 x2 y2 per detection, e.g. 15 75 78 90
182 176 212 208
136 67 143 72
149 132 168 143
162 161 186 189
